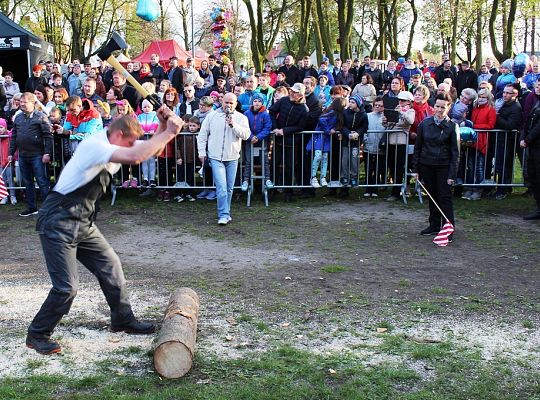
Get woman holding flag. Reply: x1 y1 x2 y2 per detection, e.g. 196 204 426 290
412 92 460 245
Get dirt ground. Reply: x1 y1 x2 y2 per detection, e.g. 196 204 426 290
1 192 539 380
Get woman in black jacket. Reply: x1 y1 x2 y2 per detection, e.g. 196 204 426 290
412 92 460 239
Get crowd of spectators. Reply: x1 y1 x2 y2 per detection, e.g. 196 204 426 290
1 51 540 219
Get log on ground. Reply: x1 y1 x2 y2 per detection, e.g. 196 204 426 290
153 287 200 378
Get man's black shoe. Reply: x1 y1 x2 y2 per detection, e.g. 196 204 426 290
523 210 540 220
26 335 61 355
19 208 38 217
447 233 453 243
420 226 440 236
110 320 156 334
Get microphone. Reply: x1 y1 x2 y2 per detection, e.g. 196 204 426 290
224 106 233 127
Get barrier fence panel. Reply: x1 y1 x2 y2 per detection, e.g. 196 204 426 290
1 129 526 207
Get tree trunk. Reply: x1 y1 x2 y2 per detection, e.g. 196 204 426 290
315 0 334 64
532 11 536 55
153 288 200 379
488 0 517 63
337 0 354 60
403 0 417 59
312 10 324 63
475 6 482 70
450 0 459 64
297 0 312 57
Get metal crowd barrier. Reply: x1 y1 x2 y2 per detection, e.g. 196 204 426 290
0 129 526 207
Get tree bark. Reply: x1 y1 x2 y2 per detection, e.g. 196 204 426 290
337 0 354 60
475 5 483 69
153 288 200 379
488 0 517 63
315 0 334 63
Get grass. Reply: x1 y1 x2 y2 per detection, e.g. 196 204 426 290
3 345 538 399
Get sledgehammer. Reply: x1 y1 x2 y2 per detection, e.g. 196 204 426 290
97 31 161 109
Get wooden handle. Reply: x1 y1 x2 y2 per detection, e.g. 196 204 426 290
106 56 150 98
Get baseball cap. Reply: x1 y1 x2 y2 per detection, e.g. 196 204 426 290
290 83 306 95
397 91 414 101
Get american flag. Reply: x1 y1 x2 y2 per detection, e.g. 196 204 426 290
0 176 8 200
433 221 454 247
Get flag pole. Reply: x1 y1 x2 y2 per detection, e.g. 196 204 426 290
0 160 12 177
415 178 451 224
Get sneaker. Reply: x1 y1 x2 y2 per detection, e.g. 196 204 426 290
0 197 7 205
340 178 349 187
371 193 378 198
469 191 482 201
157 190 164 201
142 180 149 188
385 195 399 202
10 196 17 205
185 194 196 202
174 195 184 203
206 190 217 200
310 177 321 188
149 180 156 188
19 208 38 217
227 216 232 222
320 177 328 187
350 179 358 187
363 192 371 198
241 180 249 191
139 189 154 198
420 226 440 236
495 192 507 200
218 217 229 225
110 320 156 334
26 335 61 355
163 191 171 202
197 189 210 199
265 179 274 189
461 190 473 200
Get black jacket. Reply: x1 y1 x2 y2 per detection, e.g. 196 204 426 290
150 64 167 84
300 66 319 80
412 116 460 180
10 110 53 157
341 107 368 145
119 84 142 111
179 98 200 116
496 99 523 131
455 69 478 95
24 76 48 93
277 65 303 86
365 68 383 91
168 67 184 93
435 68 455 85
304 92 322 131
269 96 308 145
382 69 398 88
523 108 540 147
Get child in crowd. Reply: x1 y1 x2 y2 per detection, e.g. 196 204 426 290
241 93 273 191
48 107 65 179
308 97 347 188
364 97 386 197
314 75 332 109
137 99 159 188
341 95 368 188
175 116 199 202
157 80 171 102
273 86 289 103
255 73 275 108
116 99 137 118
209 91 222 110
0 118 17 205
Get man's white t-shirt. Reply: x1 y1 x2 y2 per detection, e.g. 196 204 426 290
54 130 121 195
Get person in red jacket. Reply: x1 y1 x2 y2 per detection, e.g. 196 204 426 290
464 88 497 200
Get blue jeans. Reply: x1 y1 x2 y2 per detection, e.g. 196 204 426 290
210 158 238 219
19 155 50 210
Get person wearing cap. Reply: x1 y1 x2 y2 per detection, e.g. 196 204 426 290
277 55 303 86
183 57 198 86
383 90 416 201
24 65 48 93
197 93 250 225
149 54 166 85
455 61 478 96
268 82 309 202
241 92 273 192
318 61 335 86
209 75 227 96
167 56 184 93
494 59 516 99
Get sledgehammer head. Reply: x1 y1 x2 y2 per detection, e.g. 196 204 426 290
98 32 127 61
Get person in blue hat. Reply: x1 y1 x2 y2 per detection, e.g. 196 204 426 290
241 93 273 192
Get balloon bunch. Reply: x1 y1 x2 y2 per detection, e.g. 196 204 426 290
513 53 530 79
210 7 233 61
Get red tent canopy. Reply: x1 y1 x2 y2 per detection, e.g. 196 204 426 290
132 39 205 68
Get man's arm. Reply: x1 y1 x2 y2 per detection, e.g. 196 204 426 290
110 110 184 164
